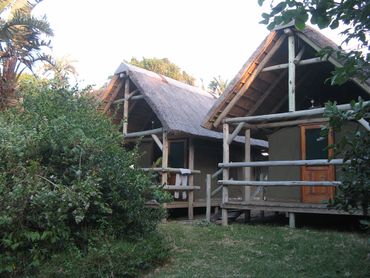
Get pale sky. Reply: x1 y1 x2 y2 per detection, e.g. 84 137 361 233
34 0 344 88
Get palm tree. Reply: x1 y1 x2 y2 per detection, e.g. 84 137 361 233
0 0 53 109
43 55 78 88
208 76 228 97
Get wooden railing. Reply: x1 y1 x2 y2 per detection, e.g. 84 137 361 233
217 158 349 226
142 167 201 220
205 169 223 222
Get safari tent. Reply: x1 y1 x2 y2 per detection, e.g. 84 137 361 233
100 62 268 219
202 24 370 227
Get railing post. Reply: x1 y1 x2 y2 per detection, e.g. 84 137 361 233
206 174 211 222
188 138 195 220
161 131 169 221
244 129 251 202
222 123 230 226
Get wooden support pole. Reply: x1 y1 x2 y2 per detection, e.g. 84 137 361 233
244 129 251 202
244 210 251 223
232 117 328 130
161 131 169 221
141 167 201 174
124 128 163 138
287 29 296 112
289 212 296 228
206 174 211 222
224 101 370 124
163 185 200 190
294 46 305 63
211 185 222 197
261 56 326 72
188 138 195 220
358 118 370 132
151 134 163 151
218 180 342 187
161 132 169 185
122 78 130 135
219 158 347 168
222 123 230 226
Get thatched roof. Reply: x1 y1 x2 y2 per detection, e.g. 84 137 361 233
101 62 268 148
203 25 370 131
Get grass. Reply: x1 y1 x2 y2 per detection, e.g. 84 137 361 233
148 221 369 278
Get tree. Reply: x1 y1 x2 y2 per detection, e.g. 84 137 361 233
208 76 228 96
0 81 167 275
323 100 369 218
130 57 196 86
43 55 78 88
258 0 369 85
0 0 53 109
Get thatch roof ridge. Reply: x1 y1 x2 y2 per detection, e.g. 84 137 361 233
114 62 268 148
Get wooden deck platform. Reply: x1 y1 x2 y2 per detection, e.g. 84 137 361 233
146 199 222 209
222 200 364 216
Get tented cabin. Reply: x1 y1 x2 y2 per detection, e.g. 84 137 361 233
202 24 370 227
100 62 268 219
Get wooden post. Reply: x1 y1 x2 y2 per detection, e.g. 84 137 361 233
222 123 230 226
289 212 296 228
244 129 251 202
206 174 211 222
123 78 130 135
244 210 251 223
188 138 195 220
161 131 169 221
286 29 296 112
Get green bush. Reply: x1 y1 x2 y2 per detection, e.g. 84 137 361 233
0 85 167 276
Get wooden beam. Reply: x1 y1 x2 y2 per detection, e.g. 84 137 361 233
219 158 347 168
227 70 288 144
131 95 144 100
163 185 200 191
100 75 120 102
213 34 287 127
296 32 370 95
247 69 287 116
262 57 326 72
287 30 296 111
224 101 370 124
289 212 296 228
141 167 201 174
211 185 222 197
206 174 211 222
188 138 195 220
151 134 163 151
222 123 230 226
211 168 222 179
218 180 342 187
358 118 370 132
103 77 124 113
244 129 251 202
112 89 141 104
234 117 329 130
124 128 163 138
161 131 169 186
122 78 130 135
294 46 305 63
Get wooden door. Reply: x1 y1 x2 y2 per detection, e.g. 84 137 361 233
300 124 335 203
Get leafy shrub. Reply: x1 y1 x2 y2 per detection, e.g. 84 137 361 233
0 85 167 276
323 99 370 216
